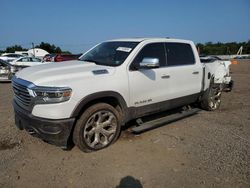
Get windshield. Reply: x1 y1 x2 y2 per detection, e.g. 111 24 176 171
79 41 139 66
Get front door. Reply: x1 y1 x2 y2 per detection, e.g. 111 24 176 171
128 43 170 111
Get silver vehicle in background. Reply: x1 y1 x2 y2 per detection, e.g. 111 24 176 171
10 57 44 68
0 53 24 62
0 59 21 82
0 57 47 82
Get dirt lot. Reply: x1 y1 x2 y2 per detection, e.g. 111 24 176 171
0 60 250 188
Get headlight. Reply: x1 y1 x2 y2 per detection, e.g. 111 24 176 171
28 86 72 104
10 66 17 73
11 66 22 73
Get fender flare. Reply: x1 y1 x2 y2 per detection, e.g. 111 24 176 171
70 91 129 120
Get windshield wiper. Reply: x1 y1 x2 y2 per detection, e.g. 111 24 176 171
80 59 100 65
79 59 116 67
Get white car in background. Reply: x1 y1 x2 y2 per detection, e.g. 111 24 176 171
0 53 24 62
9 57 44 68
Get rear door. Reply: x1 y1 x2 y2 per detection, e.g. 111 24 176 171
164 42 202 99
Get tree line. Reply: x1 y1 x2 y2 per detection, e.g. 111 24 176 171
0 42 71 54
1 41 250 55
197 41 250 55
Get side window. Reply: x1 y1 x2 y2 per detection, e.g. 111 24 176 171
131 43 166 69
32 58 41 62
21 58 29 62
165 43 195 66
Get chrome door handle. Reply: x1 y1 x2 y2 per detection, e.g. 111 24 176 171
161 75 170 79
192 71 199 74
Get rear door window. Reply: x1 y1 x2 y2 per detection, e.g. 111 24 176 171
21 58 29 62
32 58 41 62
165 43 195 66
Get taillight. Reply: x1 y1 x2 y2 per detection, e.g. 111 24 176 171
55 56 63 62
231 60 238 65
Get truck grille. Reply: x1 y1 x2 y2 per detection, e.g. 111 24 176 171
12 80 31 106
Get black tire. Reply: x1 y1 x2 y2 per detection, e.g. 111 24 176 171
200 80 222 111
73 103 121 152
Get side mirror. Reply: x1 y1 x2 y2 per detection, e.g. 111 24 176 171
139 58 160 69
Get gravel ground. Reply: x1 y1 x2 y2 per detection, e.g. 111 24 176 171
0 60 249 188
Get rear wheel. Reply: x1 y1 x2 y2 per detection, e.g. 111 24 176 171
201 80 222 111
73 103 121 152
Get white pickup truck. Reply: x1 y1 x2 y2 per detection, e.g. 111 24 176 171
12 38 232 152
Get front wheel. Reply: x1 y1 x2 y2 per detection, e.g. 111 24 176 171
73 103 121 152
201 81 222 111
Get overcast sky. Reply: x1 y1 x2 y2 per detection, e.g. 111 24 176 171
1 0 250 53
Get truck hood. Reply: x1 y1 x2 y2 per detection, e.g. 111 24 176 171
15 60 116 86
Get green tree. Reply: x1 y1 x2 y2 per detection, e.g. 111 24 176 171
197 40 250 55
5 45 28 53
35 42 62 54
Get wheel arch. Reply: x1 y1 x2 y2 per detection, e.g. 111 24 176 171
70 91 128 125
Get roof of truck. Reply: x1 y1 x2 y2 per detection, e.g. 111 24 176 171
108 38 193 43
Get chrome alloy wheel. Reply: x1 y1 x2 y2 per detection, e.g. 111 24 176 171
209 87 222 110
83 110 118 149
